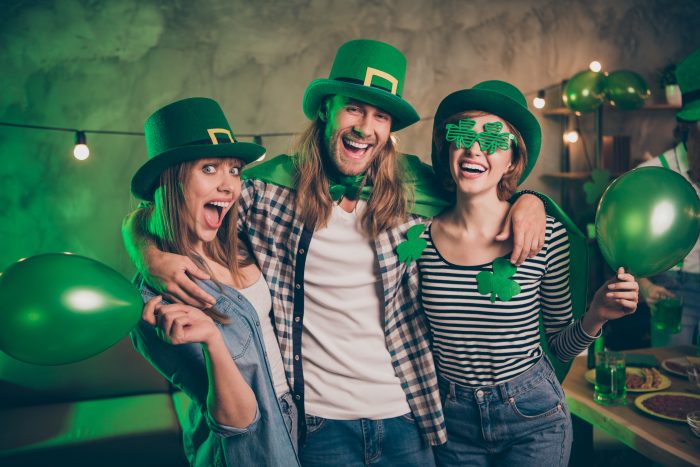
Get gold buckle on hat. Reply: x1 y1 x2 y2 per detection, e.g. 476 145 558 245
363 67 398 95
207 128 236 144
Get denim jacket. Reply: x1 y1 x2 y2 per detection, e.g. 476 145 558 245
130 278 300 467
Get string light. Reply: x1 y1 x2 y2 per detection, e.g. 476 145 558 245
532 90 546 109
73 131 89 160
0 122 296 160
563 130 580 144
589 60 602 72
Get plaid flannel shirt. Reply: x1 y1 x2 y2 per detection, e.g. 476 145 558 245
237 177 447 445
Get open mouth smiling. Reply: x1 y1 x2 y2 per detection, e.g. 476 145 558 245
203 200 231 228
459 161 487 175
342 135 373 158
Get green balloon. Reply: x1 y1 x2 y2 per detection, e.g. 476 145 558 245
596 167 700 277
0 253 142 365
563 70 607 113
606 70 650 110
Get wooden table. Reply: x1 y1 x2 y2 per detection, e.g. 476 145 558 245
563 345 700 467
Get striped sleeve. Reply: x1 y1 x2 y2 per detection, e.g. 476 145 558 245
543 219 596 361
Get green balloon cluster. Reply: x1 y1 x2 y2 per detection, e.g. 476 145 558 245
0 253 142 365
595 167 700 277
563 69 650 113
606 70 651 110
563 70 607 113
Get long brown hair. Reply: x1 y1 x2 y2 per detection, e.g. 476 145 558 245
137 160 248 323
293 112 411 237
432 110 527 201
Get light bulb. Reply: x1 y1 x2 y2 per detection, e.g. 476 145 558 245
589 61 602 72
73 144 90 160
73 131 89 160
532 90 546 109
563 130 580 144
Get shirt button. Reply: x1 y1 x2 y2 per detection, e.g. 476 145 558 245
295 394 301 400
237 294 242 300
294 355 300 361
476 390 484 398
295 284 301 289
255 321 260 326
299 248 305 254
294 316 301 323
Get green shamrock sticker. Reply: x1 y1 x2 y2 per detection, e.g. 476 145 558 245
583 168 610 205
476 257 521 302
445 118 478 149
477 121 514 155
396 223 428 266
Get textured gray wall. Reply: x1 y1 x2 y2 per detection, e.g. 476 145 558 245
1 0 699 277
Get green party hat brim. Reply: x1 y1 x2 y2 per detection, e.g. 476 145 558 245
303 79 420 131
131 141 265 201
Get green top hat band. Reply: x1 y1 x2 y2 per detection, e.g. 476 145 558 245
131 97 265 201
303 39 419 131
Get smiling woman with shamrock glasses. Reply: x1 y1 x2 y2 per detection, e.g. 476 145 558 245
416 81 639 466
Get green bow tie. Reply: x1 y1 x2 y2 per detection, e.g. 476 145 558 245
328 174 366 201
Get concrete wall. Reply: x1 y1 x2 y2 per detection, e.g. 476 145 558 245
2 0 699 276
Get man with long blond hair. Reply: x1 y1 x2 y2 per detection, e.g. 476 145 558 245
123 39 547 465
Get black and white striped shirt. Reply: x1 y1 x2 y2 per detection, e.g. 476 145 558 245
418 216 595 386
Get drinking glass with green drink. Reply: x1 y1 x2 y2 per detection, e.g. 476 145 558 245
652 296 683 333
594 351 627 405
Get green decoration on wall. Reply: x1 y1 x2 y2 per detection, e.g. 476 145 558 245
562 70 607 113
476 257 521 302
396 223 428 266
606 70 650 110
583 168 611 204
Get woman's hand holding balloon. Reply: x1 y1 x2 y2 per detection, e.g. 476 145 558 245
142 296 221 348
581 267 639 336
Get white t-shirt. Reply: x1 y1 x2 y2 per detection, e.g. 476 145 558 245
238 274 290 399
301 201 411 419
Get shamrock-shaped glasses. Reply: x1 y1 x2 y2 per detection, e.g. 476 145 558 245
445 118 517 155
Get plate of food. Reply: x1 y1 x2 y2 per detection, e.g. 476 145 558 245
584 367 671 392
661 357 700 377
635 392 700 422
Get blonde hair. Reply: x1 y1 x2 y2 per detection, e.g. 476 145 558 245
432 110 527 201
137 160 249 323
293 111 411 237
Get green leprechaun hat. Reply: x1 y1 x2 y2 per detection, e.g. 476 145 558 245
431 80 542 184
131 97 265 201
676 47 700 122
302 39 420 131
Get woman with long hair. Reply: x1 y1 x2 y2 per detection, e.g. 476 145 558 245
128 97 299 466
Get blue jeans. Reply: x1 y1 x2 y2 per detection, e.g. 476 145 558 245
279 392 299 454
434 356 572 467
299 413 435 467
